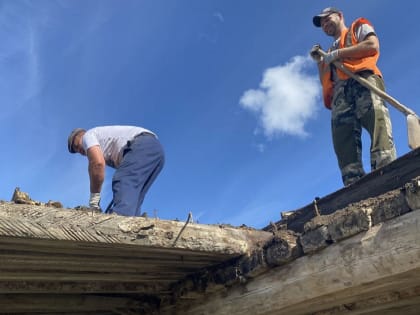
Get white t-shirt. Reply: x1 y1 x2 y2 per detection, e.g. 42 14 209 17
82 125 155 168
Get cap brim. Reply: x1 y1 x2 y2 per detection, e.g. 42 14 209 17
313 12 332 27
313 16 322 27
313 8 341 27
68 142 76 153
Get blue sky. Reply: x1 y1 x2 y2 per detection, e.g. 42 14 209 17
1 0 419 228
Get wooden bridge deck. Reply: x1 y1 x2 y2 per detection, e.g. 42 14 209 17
1 148 420 314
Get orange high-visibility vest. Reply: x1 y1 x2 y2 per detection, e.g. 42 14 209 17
321 18 382 109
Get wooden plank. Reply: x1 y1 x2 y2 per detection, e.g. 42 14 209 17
0 238 232 288
0 238 229 266
0 236 231 260
0 204 273 314
0 203 272 255
165 210 420 315
0 271 183 282
0 238 228 283
266 147 420 233
0 280 171 295
0 294 152 312
307 285 420 315
0 254 210 272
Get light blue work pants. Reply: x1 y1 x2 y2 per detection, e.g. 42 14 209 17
111 134 164 216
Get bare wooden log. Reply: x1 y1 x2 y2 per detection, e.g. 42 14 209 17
0 293 158 313
167 229 301 307
0 201 274 315
0 202 272 255
0 280 168 295
162 210 420 315
301 186 412 254
312 285 420 315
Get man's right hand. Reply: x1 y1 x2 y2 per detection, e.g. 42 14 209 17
89 192 101 210
310 44 322 63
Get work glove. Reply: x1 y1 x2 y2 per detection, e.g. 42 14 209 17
322 49 340 65
89 192 101 210
310 44 322 63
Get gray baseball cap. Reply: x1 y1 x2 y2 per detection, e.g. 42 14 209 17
313 7 341 27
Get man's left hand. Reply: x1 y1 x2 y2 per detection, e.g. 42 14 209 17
322 49 340 65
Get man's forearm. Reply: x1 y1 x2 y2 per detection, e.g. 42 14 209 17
89 163 104 193
337 36 379 60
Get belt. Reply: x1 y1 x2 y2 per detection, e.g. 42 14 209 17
122 132 156 158
123 131 156 151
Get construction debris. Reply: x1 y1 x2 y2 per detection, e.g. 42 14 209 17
11 187 63 208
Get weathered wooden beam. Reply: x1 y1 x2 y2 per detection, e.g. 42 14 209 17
0 250 214 273
0 202 273 312
162 209 420 315
0 236 228 261
266 147 420 233
0 203 272 255
160 183 420 312
164 229 301 308
0 293 159 313
0 236 231 289
0 280 170 295
312 284 420 315
300 186 412 254
166 181 419 308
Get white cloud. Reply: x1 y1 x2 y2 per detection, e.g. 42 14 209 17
240 55 321 138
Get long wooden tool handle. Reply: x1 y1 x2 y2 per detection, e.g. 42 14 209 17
317 48 416 117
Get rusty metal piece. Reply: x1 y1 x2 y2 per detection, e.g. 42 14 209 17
173 212 193 246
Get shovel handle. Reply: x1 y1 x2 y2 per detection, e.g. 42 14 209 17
316 48 417 117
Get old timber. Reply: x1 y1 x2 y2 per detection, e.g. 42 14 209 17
1 148 420 314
